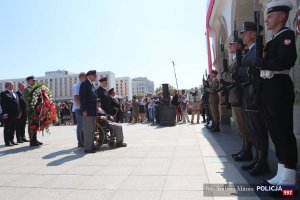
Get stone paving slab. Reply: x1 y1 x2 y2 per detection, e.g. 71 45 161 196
0 123 260 200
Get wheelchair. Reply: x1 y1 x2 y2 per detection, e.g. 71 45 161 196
80 116 116 147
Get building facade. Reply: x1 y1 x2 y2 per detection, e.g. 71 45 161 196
132 77 155 97
206 0 300 162
0 70 116 101
115 77 133 100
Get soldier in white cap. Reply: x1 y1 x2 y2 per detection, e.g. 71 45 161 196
260 0 298 194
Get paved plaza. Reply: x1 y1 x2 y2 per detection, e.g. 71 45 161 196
0 123 298 200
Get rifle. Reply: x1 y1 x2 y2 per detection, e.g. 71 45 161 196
234 22 243 71
218 44 230 108
243 0 263 111
230 21 243 105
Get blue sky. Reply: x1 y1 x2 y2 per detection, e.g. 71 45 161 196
0 0 208 89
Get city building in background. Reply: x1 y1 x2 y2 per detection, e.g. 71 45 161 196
0 70 116 101
115 77 132 100
0 70 157 101
132 77 155 97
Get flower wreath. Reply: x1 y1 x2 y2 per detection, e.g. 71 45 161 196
27 83 57 133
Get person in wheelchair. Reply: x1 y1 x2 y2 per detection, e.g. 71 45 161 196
97 100 127 148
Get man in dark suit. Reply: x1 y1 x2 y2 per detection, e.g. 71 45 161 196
79 70 98 153
96 77 113 115
0 81 21 146
16 82 29 143
108 88 120 117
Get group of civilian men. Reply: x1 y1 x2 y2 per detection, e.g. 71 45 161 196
1 76 42 147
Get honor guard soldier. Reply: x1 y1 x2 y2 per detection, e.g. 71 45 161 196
24 76 43 146
261 0 298 193
206 70 220 132
238 21 269 176
221 39 253 163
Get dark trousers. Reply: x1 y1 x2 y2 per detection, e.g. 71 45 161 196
261 76 298 168
3 116 16 144
16 112 27 140
204 104 212 122
201 105 206 121
246 110 268 152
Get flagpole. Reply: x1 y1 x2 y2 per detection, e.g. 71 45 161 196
172 61 179 91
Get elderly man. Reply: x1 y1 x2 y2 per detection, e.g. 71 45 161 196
96 77 113 115
16 82 29 143
1 82 21 146
79 70 98 153
97 101 127 148
261 0 298 193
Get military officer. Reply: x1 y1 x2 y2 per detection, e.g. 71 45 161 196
206 70 220 132
261 0 298 192
203 75 212 127
24 76 43 146
221 39 253 162
237 21 269 176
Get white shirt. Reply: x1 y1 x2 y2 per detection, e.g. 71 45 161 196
72 81 82 112
248 43 255 51
7 89 16 99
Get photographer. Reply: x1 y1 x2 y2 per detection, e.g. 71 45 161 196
60 102 71 125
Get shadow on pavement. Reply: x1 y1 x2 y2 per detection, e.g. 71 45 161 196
200 124 300 200
0 145 41 156
43 147 85 166
44 145 116 166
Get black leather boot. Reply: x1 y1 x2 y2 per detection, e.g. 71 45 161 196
207 124 215 130
249 150 269 176
116 140 127 148
241 148 258 170
30 134 39 146
234 143 253 161
232 141 244 158
211 124 220 132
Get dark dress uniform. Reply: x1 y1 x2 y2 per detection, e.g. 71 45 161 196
239 43 269 175
261 2 297 194
237 21 269 175
260 27 298 169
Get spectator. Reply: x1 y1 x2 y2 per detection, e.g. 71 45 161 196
72 72 86 147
